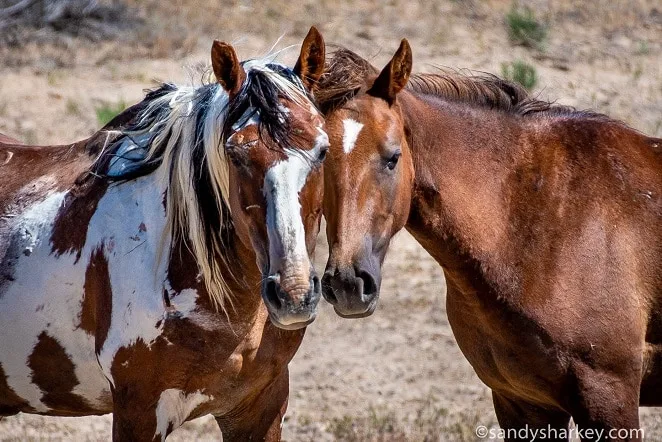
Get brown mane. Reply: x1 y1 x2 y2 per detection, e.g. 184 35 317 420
316 47 378 113
317 47 607 119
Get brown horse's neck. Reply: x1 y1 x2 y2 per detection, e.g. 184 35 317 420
399 90 525 298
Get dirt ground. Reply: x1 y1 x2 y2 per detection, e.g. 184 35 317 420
0 0 661 440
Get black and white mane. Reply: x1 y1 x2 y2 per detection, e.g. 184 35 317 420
86 58 314 310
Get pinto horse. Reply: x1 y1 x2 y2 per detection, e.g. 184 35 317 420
317 41 662 441
0 27 327 441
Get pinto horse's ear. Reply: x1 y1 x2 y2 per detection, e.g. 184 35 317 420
367 39 412 105
211 41 247 95
294 26 326 90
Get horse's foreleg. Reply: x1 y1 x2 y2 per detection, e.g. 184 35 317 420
568 364 642 442
216 369 290 442
111 387 162 442
492 390 571 442
113 399 166 442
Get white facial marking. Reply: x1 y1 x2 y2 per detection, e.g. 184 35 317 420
342 118 364 154
154 389 212 440
263 149 311 276
315 126 329 151
262 123 327 278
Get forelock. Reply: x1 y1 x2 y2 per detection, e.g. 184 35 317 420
223 60 315 151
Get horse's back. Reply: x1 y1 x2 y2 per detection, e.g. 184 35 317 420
0 139 92 280
526 117 662 228
0 140 93 212
0 97 148 219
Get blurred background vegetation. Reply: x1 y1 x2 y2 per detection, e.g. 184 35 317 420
0 0 660 137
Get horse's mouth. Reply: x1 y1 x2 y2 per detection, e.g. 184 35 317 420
332 297 378 319
267 312 317 330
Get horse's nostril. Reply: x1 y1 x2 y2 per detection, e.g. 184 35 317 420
357 270 377 296
264 279 282 310
312 275 321 294
321 274 338 304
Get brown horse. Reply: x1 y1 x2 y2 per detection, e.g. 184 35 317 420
317 40 662 441
0 28 327 441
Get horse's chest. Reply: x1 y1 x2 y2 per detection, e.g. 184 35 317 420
445 287 567 405
201 315 305 415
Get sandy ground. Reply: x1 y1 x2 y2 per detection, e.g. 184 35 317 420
0 1 661 440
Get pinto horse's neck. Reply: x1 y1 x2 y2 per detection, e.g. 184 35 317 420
114 173 265 325
399 90 525 299
166 214 264 324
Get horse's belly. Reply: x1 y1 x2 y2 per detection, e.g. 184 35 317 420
0 193 112 416
0 322 112 416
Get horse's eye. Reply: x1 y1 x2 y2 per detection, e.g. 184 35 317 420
386 152 401 170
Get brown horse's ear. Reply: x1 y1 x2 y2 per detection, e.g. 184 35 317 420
367 39 412 105
211 41 247 95
293 26 326 90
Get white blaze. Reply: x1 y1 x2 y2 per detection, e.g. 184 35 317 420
342 118 364 154
263 150 311 274
262 123 327 276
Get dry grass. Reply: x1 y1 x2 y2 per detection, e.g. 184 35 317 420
322 396 494 442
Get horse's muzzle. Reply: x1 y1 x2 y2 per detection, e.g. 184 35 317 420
262 271 321 330
321 262 380 318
